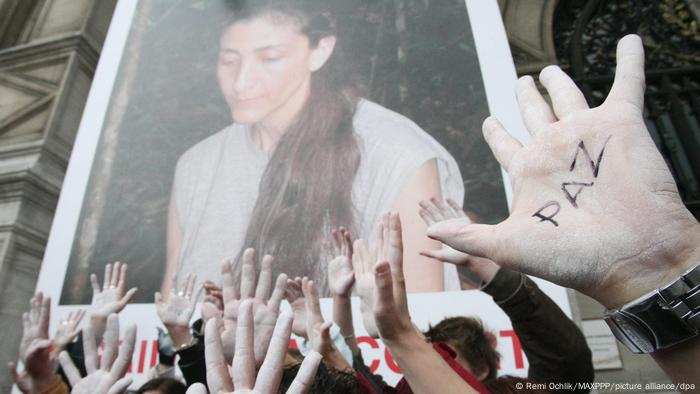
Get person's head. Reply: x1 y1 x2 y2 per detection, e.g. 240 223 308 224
136 377 187 394
227 0 361 293
424 316 500 381
218 0 341 129
278 360 361 394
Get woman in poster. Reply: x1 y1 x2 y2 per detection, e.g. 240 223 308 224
163 0 464 295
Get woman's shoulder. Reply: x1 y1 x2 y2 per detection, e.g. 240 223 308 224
353 99 436 155
176 124 242 169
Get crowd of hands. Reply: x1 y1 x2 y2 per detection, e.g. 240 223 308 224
10 35 700 393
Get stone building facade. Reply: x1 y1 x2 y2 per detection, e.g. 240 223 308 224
0 0 116 391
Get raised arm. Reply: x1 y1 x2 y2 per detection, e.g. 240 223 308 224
427 35 700 387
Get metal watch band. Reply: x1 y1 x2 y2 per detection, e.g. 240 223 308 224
604 261 700 354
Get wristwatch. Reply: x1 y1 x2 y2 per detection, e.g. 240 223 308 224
604 261 700 353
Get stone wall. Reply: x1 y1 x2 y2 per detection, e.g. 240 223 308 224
0 1 116 391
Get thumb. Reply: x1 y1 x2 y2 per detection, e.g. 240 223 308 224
320 321 333 343
426 219 499 261
118 288 138 309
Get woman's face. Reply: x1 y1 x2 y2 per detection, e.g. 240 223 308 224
217 15 333 129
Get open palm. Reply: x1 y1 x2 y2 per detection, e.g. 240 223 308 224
428 35 700 308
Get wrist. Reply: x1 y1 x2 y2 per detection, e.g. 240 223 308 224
381 328 426 354
470 258 501 285
166 326 193 348
31 372 61 393
597 225 700 309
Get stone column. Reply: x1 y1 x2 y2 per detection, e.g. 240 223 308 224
0 0 116 391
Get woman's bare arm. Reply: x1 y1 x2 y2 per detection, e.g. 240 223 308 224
390 159 445 292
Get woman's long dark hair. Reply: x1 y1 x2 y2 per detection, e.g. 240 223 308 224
224 0 361 293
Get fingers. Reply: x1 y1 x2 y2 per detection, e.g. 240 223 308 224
538 66 589 120
418 200 442 224
268 274 288 314
302 279 323 321
191 285 205 308
110 323 136 380
7 361 19 384
605 34 645 109
90 274 101 294
39 295 51 338
419 249 448 263
117 288 138 310
82 321 98 374
351 240 365 278
427 219 502 262
115 262 127 291
285 277 303 302
255 255 274 301
375 222 385 262
185 383 208 394
185 273 196 298
232 300 255 390
103 263 112 291
240 249 257 299
204 317 234 393
482 117 522 173
154 291 163 306
320 320 333 343
387 212 403 276
332 228 342 255
221 259 239 302
69 309 86 338
445 198 466 217
373 261 395 314
286 351 322 394
255 311 294 393
107 376 133 394
342 228 353 258
100 314 120 371
515 75 557 132
58 350 82 387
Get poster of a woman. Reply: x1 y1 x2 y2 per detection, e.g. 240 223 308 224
52 0 508 303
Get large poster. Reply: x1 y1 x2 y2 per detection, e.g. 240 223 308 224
34 0 566 388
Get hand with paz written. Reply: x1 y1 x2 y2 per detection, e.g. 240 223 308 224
426 35 700 309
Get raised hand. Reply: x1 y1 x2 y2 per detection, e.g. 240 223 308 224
427 35 700 308
9 339 55 394
19 292 50 364
418 198 500 285
155 272 203 347
219 249 287 366
301 278 335 356
52 309 86 359
10 292 57 394
201 300 322 394
327 227 354 297
284 277 308 338
89 262 138 318
58 314 136 394
351 238 379 338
